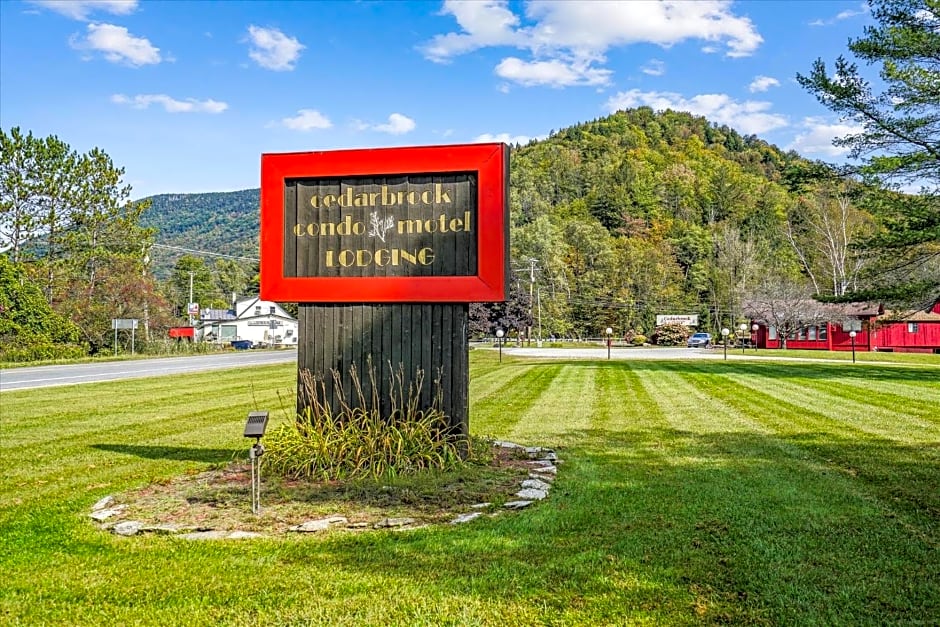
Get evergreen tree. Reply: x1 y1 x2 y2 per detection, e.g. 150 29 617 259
796 0 940 306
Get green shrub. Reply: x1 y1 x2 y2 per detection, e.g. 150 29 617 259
632 334 647 345
0 342 87 363
652 324 690 346
264 364 464 480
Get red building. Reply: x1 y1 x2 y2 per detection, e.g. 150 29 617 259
751 302 940 353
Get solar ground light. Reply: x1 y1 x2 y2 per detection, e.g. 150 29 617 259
243 411 269 514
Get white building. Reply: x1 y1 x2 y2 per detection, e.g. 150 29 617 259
198 297 298 347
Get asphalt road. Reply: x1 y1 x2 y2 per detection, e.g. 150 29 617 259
0 349 298 392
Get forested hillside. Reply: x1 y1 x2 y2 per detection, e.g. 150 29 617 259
142 188 260 277
144 107 864 338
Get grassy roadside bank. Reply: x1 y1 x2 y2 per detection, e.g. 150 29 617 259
2 354 937 624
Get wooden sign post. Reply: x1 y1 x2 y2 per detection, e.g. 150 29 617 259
260 143 509 442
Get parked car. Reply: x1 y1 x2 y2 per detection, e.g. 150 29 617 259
687 332 712 348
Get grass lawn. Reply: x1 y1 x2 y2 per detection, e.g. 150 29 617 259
1 353 938 625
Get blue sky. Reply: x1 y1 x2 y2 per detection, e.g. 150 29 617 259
0 0 875 199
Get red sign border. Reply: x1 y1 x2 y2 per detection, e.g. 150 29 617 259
260 143 508 303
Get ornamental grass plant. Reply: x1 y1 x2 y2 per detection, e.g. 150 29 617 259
263 363 464 480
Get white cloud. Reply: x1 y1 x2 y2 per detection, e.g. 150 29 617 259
605 89 788 135
70 22 160 66
31 0 136 21
247 25 304 71
375 113 416 135
474 132 542 145
810 2 869 26
421 0 524 62
280 109 332 131
495 57 611 87
787 117 863 156
641 59 666 76
421 1 762 88
111 94 227 113
748 75 780 93
352 114 416 135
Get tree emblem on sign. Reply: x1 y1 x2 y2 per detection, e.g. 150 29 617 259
369 211 395 242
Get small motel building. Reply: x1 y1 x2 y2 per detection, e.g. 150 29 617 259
197 297 298 348
749 301 940 354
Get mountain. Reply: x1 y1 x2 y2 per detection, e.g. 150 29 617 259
141 188 261 278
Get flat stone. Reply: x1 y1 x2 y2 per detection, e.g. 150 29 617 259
139 524 184 535
470 502 491 509
503 500 533 509
179 530 228 540
530 464 557 475
528 460 556 468
516 488 547 500
112 521 142 536
90 506 126 522
91 496 114 511
227 530 263 539
521 478 552 491
374 517 416 529
528 472 554 483
451 512 483 524
494 440 523 449
290 520 331 533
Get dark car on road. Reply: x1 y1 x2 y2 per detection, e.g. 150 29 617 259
687 332 712 348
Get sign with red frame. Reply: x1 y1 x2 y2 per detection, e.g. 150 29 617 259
260 143 508 303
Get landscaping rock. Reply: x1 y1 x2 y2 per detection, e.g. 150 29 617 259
530 465 557 476
528 472 554 483
470 502 491 509
494 440 523 449
521 478 552 491
374 517 416 529
515 488 547 500
227 531 263 540
139 524 185 535
179 530 228 540
450 512 483 524
503 500 533 509
91 495 114 511
90 505 126 522
290 516 348 533
112 521 142 536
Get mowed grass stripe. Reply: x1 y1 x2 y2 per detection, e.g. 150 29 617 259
691 367 940 527
2 365 296 448
507 363 596 444
721 366 940 445
470 363 564 438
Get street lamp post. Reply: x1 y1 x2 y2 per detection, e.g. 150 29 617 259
606 327 613 360
739 323 748 354
849 330 857 363
496 328 505 363
721 327 730 361
752 323 759 352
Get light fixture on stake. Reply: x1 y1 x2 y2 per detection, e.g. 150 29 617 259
496 328 505 363
606 327 613 360
721 328 730 361
752 323 759 351
739 323 748 354
849 330 857 364
243 411 269 515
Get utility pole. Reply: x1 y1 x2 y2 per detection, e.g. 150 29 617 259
527 258 537 347
188 271 194 326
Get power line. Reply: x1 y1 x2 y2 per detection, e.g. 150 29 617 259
150 243 259 262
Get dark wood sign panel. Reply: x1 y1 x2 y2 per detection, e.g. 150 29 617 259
260 143 509 448
284 173 477 279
